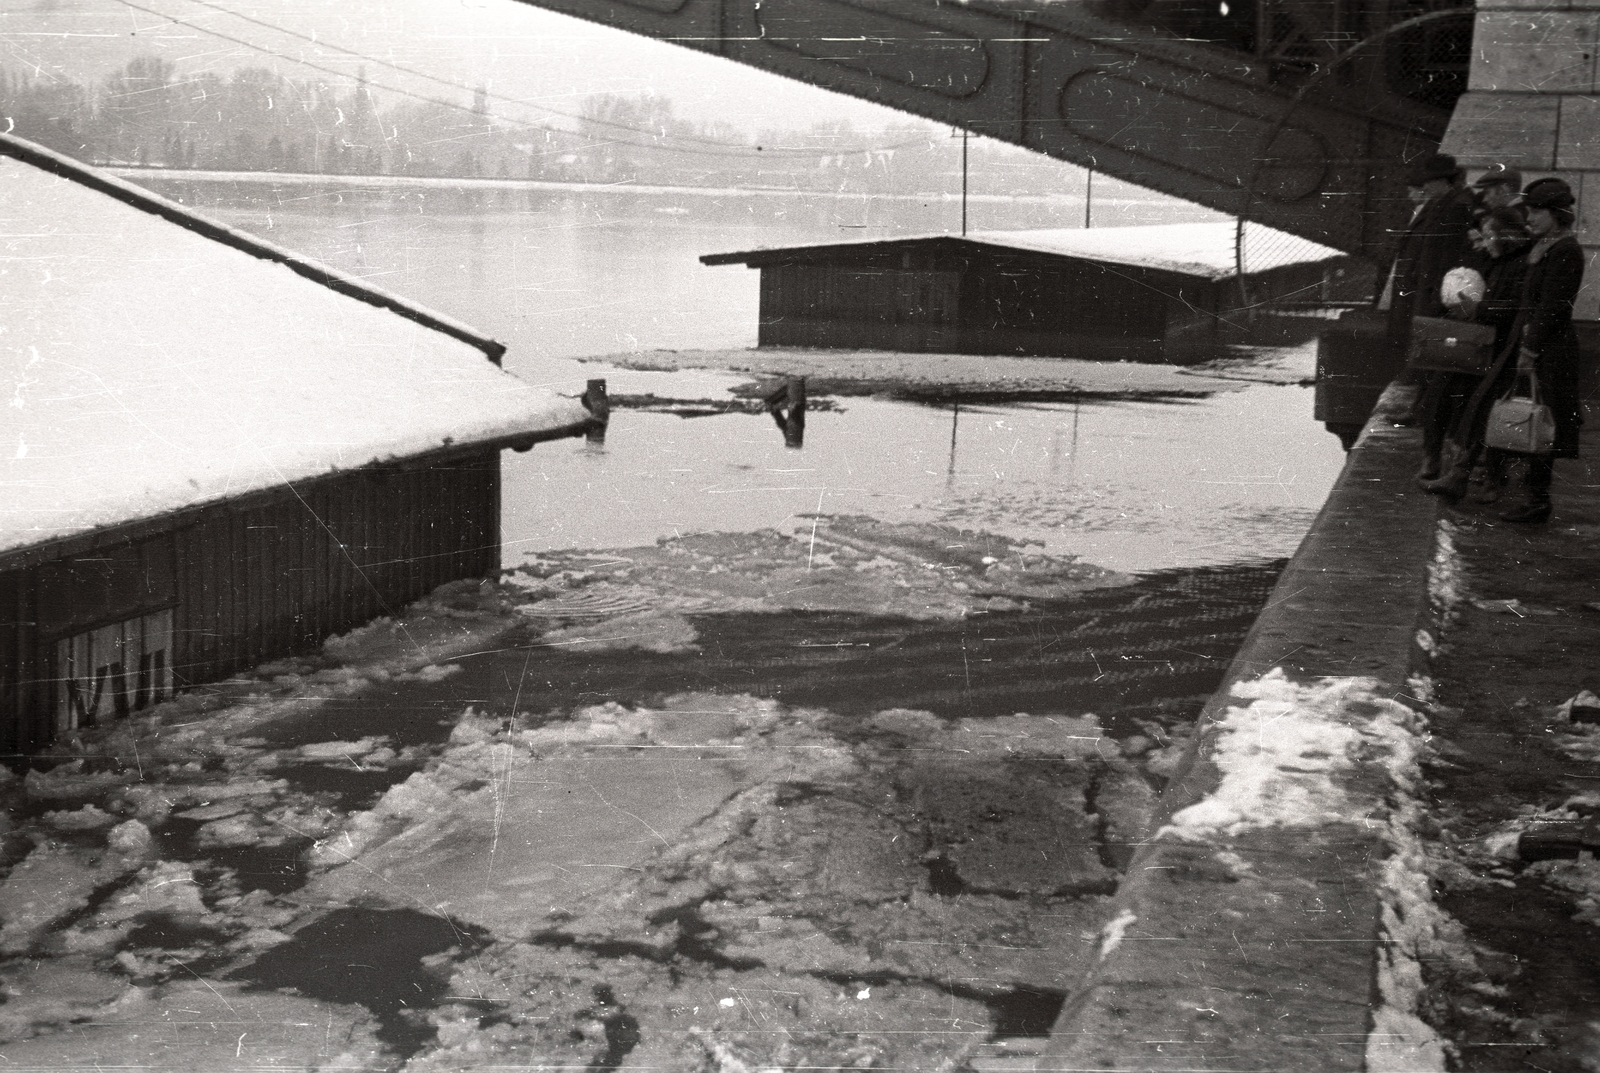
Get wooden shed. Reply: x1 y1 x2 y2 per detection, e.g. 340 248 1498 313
0 135 597 755
702 223 1360 360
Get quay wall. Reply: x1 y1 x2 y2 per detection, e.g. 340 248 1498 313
1041 391 1446 1070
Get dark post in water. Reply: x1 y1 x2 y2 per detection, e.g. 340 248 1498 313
582 379 609 444
765 376 806 448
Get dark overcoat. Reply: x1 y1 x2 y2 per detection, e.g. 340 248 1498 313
1520 234 1585 458
1451 245 1530 449
1387 185 1477 330
1477 245 1531 353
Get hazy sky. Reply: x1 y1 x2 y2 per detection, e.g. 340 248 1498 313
0 0 923 133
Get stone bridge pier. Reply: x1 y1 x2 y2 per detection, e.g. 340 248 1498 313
1445 0 1600 338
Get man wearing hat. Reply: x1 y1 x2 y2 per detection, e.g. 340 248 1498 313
1384 152 1477 475
1472 164 1523 219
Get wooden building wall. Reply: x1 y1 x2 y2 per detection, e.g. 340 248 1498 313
758 262 962 352
1 450 500 757
958 253 1174 357
753 243 1194 360
746 240 1354 361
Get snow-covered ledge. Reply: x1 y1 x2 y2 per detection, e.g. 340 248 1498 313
1041 397 1446 1071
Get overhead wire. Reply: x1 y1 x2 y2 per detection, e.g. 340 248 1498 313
174 0 777 149
99 0 938 159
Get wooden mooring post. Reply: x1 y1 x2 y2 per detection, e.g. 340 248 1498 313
581 379 609 444
764 376 806 448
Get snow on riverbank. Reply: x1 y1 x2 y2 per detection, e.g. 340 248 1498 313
1161 670 1423 839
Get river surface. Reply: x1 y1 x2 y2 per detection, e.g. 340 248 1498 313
0 180 1363 1072
166 181 1346 574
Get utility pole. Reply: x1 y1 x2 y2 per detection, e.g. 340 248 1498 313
952 127 969 235
962 128 969 235
1084 165 1093 229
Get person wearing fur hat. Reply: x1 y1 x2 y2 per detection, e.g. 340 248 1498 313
1386 152 1478 478
1497 177 1585 523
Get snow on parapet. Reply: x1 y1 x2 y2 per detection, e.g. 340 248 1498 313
0 138 591 557
1160 669 1424 839
1159 666 1448 1072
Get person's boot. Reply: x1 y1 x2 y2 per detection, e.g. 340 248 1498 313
1501 456 1553 523
1470 451 1509 504
1501 498 1552 523
1421 463 1470 499
1392 380 1423 427
1415 434 1444 485
1469 475 1505 504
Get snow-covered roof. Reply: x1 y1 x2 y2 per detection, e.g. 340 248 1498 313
702 221 1347 280
0 135 593 558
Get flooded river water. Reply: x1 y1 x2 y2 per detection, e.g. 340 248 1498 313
0 179 1361 1072
166 181 1346 574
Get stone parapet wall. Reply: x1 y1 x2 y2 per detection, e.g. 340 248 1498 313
1443 2 1600 319
1039 385 1445 1071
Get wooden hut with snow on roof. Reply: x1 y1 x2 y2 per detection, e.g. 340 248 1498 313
0 134 600 754
701 222 1363 361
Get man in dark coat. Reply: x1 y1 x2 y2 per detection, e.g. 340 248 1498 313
1388 154 1478 321
1386 153 1478 477
1324 154 1477 451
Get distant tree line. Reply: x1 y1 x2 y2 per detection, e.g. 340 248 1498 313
0 56 1075 196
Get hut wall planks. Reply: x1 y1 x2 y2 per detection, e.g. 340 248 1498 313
0 451 499 756
708 228 1362 361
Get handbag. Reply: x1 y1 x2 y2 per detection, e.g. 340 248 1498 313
1406 316 1498 375
1484 371 1557 455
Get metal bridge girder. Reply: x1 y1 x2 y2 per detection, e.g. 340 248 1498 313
516 0 1458 257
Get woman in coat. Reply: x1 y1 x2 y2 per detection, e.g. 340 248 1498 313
1501 178 1585 523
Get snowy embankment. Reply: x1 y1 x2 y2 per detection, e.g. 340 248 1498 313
106 165 1105 207
1036 666 1454 1073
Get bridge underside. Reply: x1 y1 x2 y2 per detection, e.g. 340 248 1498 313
513 0 1469 260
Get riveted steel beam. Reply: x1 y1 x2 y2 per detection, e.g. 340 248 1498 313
513 0 1464 257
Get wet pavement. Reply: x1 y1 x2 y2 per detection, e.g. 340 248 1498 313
1030 390 1600 1072
1406 420 1600 1070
